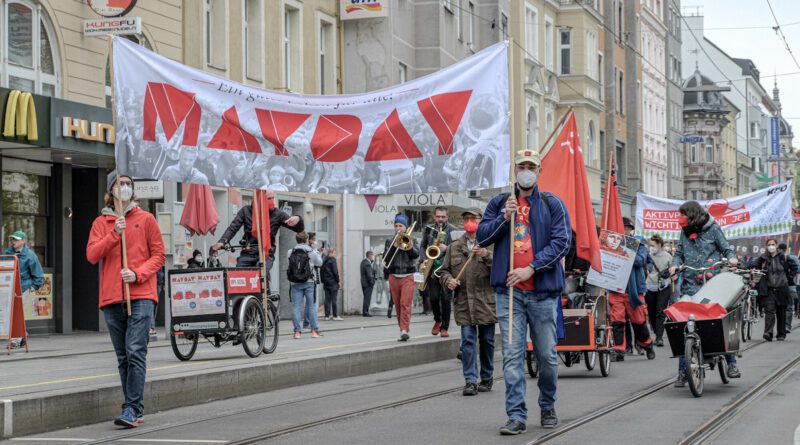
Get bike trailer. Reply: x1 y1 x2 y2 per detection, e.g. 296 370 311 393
664 305 742 358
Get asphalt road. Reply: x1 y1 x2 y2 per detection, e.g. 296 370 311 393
6 320 800 445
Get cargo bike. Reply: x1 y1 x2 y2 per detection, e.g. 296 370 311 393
526 270 614 378
664 261 762 397
168 266 279 361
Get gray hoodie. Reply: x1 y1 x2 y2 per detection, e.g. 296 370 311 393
287 243 323 283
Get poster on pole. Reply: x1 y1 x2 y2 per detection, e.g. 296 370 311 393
635 181 794 241
586 230 640 293
113 37 510 194
0 268 16 338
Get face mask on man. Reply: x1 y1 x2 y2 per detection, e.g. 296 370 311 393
464 220 479 233
116 185 133 202
516 169 539 189
767 245 777 253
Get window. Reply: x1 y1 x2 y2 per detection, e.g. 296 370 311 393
318 14 336 94
586 32 598 80
690 144 697 163
749 122 757 139
283 3 301 92
205 0 227 69
545 17 554 71
468 2 475 48
455 0 462 41
245 0 263 81
3 171 49 267
587 121 596 167
617 68 624 115
617 0 624 39
705 139 714 163
559 29 571 75
546 111 554 135
615 141 626 183
398 62 408 84
525 6 538 60
598 53 604 98
527 106 539 150
3 1 60 96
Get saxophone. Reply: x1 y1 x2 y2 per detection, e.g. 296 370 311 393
418 225 445 291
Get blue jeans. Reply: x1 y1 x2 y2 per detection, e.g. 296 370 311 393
103 299 154 417
678 353 736 374
461 324 496 384
291 282 319 333
496 290 558 422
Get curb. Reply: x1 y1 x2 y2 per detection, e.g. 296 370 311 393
0 336 460 438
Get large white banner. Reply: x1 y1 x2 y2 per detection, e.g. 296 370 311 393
113 38 510 194
635 181 794 241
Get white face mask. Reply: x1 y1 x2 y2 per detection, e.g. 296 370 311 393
649 247 659 256
767 245 777 253
517 169 539 189
117 185 133 202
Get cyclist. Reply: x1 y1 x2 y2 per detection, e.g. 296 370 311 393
669 201 739 387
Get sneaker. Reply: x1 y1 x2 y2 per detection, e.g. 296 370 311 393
440 329 449 337
777 336 786 341
727 364 741 378
463 382 478 396
114 407 139 428
540 409 558 429
432 322 441 336
333 316 344 321
399 331 410 342
645 345 656 360
499 419 527 435
311 331 321 338
674 373 687 388
477 379 493 392
456 350 463 361
324 316 332 321
294 332 301 339
655 337 664 347
610 351 625 362
635 344 645 356
764 333 773 342
626 346 634 355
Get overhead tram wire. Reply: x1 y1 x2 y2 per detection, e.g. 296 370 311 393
765 0 800 72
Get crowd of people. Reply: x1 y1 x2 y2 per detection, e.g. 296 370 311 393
84 159 799 433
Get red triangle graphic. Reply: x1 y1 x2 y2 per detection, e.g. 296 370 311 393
365 109 423 161
310 115 362 162
417 90 472 155
255 109 310 156
364 194 380 211
208 106 262 153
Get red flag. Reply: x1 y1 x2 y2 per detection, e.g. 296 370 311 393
538 111 602 271
180 184 220 236
601 152 625 234
251 190 273 255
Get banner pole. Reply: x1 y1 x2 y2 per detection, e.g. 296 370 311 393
253 191 268 308
537 107 573 160
507 38 516 346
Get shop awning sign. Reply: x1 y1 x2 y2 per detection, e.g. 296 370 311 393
84 17 142 36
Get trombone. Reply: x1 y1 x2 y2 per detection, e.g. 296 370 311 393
383 221 417 269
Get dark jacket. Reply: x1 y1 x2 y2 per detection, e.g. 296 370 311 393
671 216 734 296
476 187 571 296
217 205 304 259
749 252 797 305
419 222 457 264
626 235 649 303
438 234 496 326
360 258 376 288
320 255 340 288
384 237 420 275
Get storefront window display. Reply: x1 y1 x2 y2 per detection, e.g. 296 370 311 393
2 171 49 266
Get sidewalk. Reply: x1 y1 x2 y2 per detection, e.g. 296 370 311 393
0 314 461 438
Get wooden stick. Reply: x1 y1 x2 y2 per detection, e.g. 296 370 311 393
113 184 132 316
253 191 268 307
454 251 477 282
507 38 516 346
537 106 573 160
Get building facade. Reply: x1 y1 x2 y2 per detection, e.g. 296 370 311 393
640 0 667 197
664 0 683 199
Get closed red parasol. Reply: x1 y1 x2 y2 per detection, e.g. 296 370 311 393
180 184 220 236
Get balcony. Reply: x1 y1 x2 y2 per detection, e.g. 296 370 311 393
559 0 600 12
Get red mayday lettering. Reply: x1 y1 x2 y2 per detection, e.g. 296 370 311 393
365 109 423 161
309 115 362 162
254 109 311 156
207 106 262 153
143 82 201 146
417 90 472 155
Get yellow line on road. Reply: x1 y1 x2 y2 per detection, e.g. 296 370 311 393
0 337 411 392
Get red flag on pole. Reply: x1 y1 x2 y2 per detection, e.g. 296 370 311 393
601 152 625 234
538 111 602 272
251 190 273 254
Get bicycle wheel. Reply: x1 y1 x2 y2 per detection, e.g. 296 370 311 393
171 331 198 361
598 350 611 377
526 350 539 378
262 299 279 354
718 357 730 384
240 298 265 358
584 350 597 370
685 337 704 397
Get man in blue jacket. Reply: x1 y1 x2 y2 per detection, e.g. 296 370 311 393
609 218 655 362
477 149 570 435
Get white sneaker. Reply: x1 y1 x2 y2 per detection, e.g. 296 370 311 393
324 316 332 321
333 316 343 321
398 331 410 342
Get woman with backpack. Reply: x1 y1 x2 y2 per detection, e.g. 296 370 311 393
287 232 323 338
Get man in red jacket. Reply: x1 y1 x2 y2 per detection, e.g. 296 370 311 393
87 171 166 428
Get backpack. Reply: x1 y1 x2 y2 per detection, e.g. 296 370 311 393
287 247 313 283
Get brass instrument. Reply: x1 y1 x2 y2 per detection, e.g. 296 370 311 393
419 225 446 291
383 221 417 269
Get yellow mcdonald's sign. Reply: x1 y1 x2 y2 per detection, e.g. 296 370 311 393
3 90 38 141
